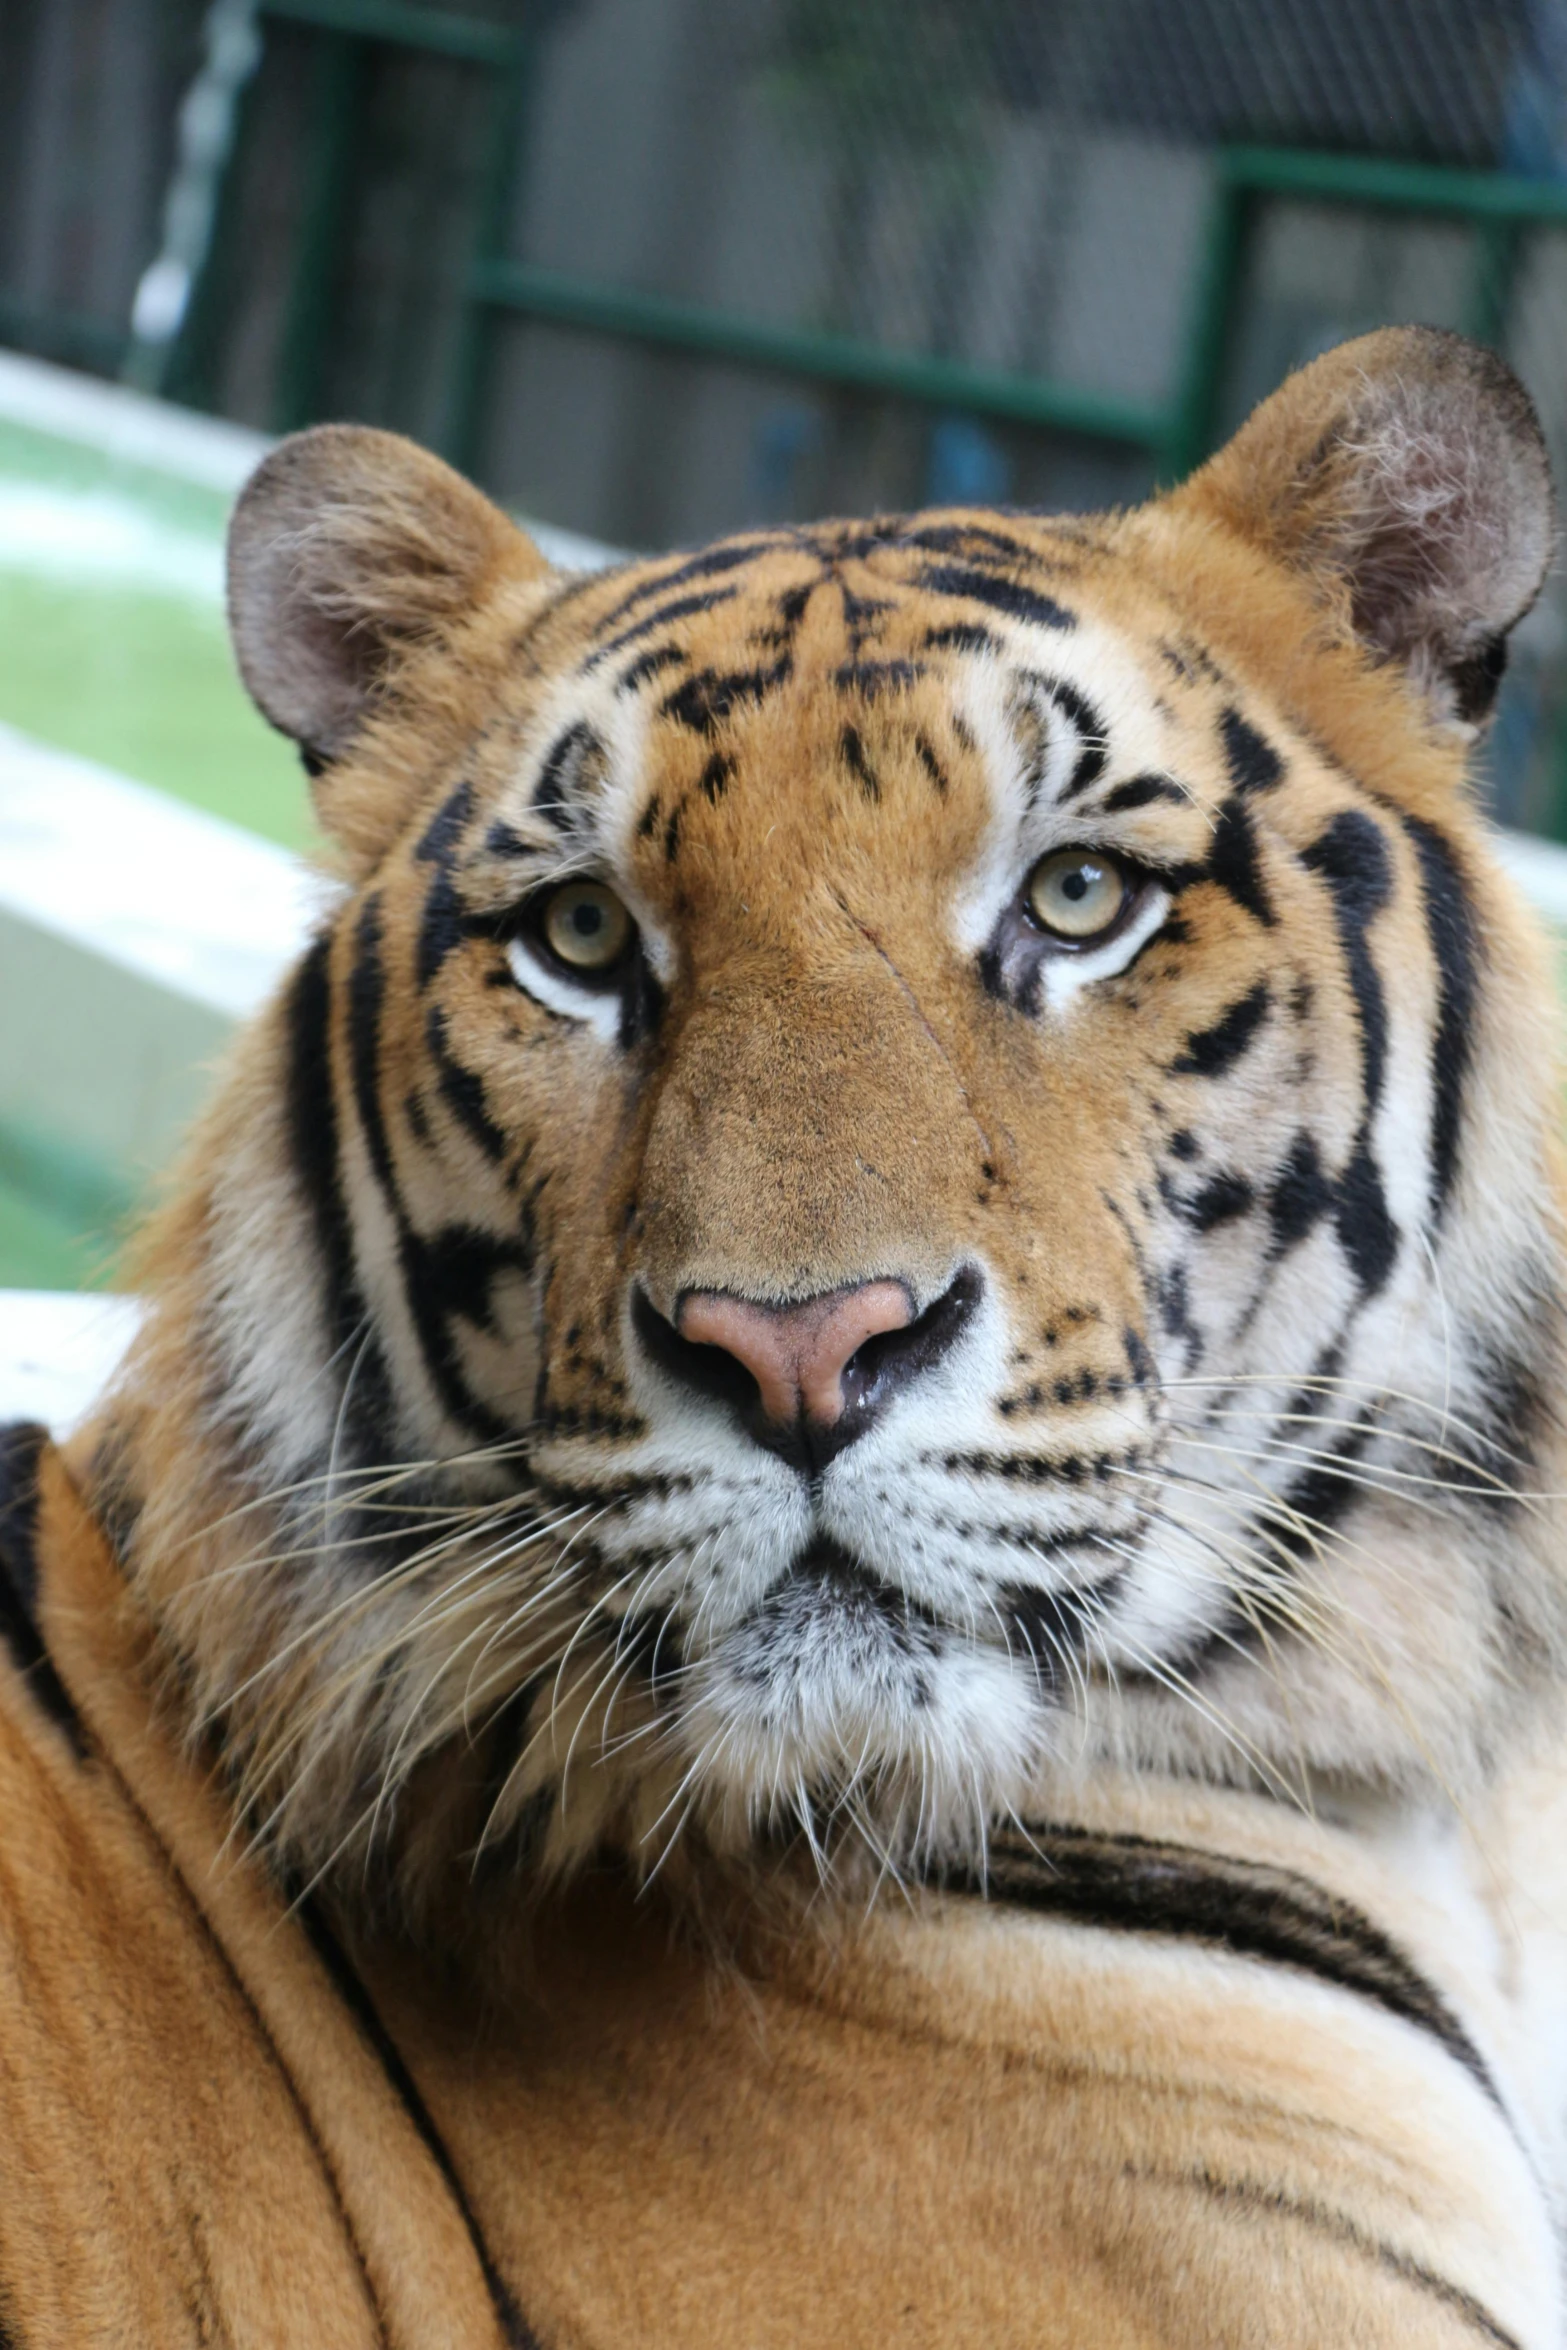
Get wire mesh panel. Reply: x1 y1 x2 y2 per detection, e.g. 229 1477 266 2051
475 0 1206 530
0 0 205 368
7 0 1567 833
467 0 1558 535
170 19 498 443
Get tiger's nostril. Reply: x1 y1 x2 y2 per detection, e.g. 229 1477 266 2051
678 1282 913 1427
631 1267 983 1470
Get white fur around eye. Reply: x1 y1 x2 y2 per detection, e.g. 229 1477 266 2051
1038 883 1171 1014
506 936 624 1042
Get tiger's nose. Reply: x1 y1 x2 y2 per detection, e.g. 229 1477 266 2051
680 1282 914 1428
630 1268 982 1471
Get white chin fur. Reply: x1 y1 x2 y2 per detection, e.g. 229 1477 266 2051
671 1587 1046 1859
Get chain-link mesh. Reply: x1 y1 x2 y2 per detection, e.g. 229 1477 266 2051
7 0 1567 823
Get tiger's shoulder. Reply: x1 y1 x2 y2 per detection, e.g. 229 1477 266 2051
1 1421 1565 2347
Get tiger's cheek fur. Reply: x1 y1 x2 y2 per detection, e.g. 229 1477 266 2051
91 329 1567 1902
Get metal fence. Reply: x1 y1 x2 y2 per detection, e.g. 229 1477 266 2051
8 0 1567 829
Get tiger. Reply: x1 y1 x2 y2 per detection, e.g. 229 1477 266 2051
0 322 1565 2346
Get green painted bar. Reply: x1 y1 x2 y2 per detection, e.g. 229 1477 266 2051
443 45 537 475
468 261 1172 450
1161 175 1253 482
272 30 369 435
261 0 518 69
1220 144 1567 223
1468 216 1523 351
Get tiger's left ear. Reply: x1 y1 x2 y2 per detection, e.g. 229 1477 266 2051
1172 326 1556 726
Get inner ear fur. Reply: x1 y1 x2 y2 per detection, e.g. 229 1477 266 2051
227 423 551 773
1175 326 1556 725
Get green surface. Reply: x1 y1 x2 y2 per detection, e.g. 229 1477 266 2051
0 1178 104 1291
0 417 311 852
0 406 308 1286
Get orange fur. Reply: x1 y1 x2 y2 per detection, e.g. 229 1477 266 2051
0 328 1562 2340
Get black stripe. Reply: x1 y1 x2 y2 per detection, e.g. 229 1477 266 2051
65 1689 393 2344
1258 1406 1378 1563
414 783 477 988
1185 1169 1254 1231
348 898 521 1443
532 722 598 832
659 656 793 735
1401 812 1480 1219
699 751 733 803
904 521 1057 566
590 539 783 633
841 724 880 802
962 1826 1510 2122
921 620 1000 655
1015 674 1107 803
1171 980 1270 1078
284 933 397 1448
997 1576 1122 1694
834 658 923 699
586 585 739 664
920 562 1075 634
1267 1130 1333 1252
1204 794 1276 926
618 643 686 692
300 1902 538 2349
1302 810 1392 1114
1101 773 1187 813
1219 705 1284 793
1164 2166 1523 2347
0 1423 86 1754
415 779 474 869
426 1006 506 1165
1302 810 1398 1295
914 734 949 794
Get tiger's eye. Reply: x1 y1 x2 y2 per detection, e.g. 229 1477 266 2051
1026 849 1128 942
541 881 633 971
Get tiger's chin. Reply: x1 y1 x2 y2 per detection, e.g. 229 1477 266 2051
618 1542 1053 1880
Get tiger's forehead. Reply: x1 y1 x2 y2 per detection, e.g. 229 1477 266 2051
442 507 1316 925
541 509 1167 702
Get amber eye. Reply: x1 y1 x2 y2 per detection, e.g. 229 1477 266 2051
1025 848 1129 942
541 881 633 972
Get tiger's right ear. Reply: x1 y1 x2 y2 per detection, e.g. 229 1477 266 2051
227 424 550 773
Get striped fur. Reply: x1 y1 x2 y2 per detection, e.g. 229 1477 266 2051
9 325 1561 2337
2 1429 1567 2343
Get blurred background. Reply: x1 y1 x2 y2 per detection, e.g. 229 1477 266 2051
7 0 1567 1341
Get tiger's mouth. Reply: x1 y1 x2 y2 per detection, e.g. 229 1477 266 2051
663 1530 1056 1854
736 1537 946 1671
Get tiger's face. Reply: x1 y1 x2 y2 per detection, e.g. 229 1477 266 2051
115 329 1567 1891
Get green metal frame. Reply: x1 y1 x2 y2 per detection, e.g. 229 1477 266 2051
1160 144 1567 839
1165 145 1567 480
23 3 1567 833
15 2 1567 494
259 0 529 436
157 15 1567 518
452 261 1169 475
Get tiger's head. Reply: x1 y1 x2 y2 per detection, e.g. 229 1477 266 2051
97 327 1567 1902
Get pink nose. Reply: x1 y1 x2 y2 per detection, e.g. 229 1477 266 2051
677 1282 913 1429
